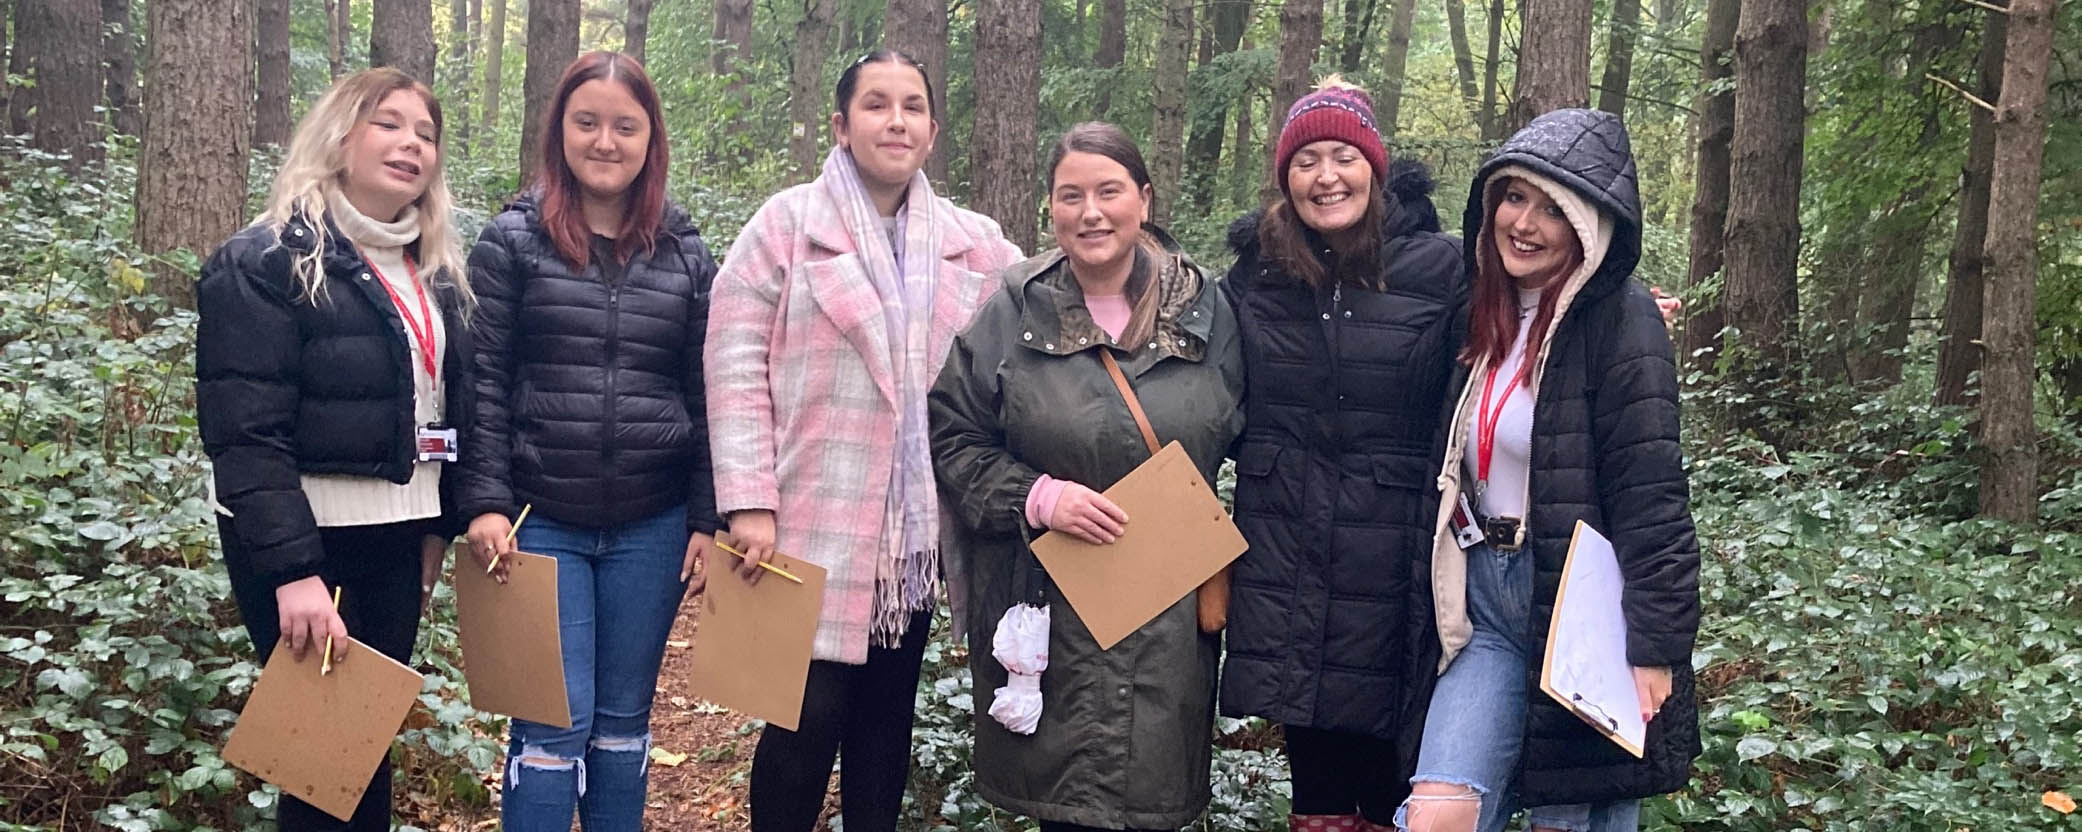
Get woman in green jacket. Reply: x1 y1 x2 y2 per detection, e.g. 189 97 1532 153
930 122 1246 831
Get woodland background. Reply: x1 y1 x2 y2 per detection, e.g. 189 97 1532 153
0 0 2079 829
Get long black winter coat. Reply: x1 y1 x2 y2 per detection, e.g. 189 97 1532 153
196 216 476 585
1432 108 1703 804
1218 159 1464 743
456 194 722 533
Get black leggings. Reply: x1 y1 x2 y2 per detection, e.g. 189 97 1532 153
219 515 432 831
1285 725 1409 823
749 608 933 832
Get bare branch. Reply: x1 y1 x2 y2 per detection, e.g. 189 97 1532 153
1926 72 1998 112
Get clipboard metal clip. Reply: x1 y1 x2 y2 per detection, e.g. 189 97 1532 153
1569 693 1622 732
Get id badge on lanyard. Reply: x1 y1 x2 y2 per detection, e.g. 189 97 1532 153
416 424 459 462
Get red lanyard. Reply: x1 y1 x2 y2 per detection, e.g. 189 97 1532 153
1473 363 1523 487
360 248 439 388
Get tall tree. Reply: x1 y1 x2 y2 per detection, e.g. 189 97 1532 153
1506 0 1592 132
448 0 476 153
326 0 344 78
371 0 436 84
786 0 836 180
1596 0 1641 118
1719 0 1808 376
137 0 250 311
713 0 755 77
1150 0 1193 226
482 0 504 135
1338 0 1380 72
1265 0 1324 201
972 0 1041 249
883 0 950 184
1186 0 1252 208
1977 0 2059 524
1375 0 1418 140
1935 11 2006 407
12 0 101 169
1231 37 1258 207
1092 0 1127 119
1446 0 1483 129
519 0 579 182
101 0 140 136
624 0 655 63
1480 0 1504 139
1680 0 1738 368
254 0 292 148
4 2 23 134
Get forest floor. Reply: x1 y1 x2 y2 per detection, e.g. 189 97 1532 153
641 602 765 830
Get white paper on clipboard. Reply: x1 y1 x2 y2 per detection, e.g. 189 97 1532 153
1538 521 1647 758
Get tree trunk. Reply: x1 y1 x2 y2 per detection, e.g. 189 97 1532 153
1338 0 1379 72
449 0 475 153
1092 0 1126 119
101 0 140 136
138 0 251 311
1935 11 2005 407
972 0 1041 250
1446 0 1483 130
1720 0 1808 377
520 0 579 183
1480 0 1504 139
1976 0 2058 525
1596 0 1640 118
1265 0 1324 202
4 1 24 135
1680 0 1738 369
326 0 344 78
1187 0 1251 209
1232 39 1258 207
1506 0 1592 132
787 0 836 181
370 0 436 84
1149 0 1192 226
339 0 355 71
1849 190 1936 386
253 0 292 148
15 0 101 169
625 0 655 63
714 0 754 77
1376 0 1418 141
2 0 15 132
481 0 504 135
883 0 950 184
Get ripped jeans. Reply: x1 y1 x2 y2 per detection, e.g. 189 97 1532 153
1400 541 1638 832
501 504 690 832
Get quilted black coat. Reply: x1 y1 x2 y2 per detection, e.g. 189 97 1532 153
1457 108 1703 804
196 215 476 585
1217 159 1464 745
455 193 722 533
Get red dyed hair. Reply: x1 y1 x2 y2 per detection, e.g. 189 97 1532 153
1460 175 1581 382
537 51 670 270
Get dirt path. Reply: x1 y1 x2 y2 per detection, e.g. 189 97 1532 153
642 601 762 829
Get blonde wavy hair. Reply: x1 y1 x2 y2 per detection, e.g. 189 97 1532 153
256 68 473 311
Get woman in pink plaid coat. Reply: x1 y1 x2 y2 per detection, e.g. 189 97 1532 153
703 50 1022 832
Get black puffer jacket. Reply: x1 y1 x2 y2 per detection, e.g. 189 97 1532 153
456 193 721 533
1443 108 1702 804
196 215 476 584
1218 160 1464 742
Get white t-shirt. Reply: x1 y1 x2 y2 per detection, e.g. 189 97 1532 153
1464 289 1543 519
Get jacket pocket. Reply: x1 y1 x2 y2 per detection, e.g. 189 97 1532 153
1236 441 1281 477
1370 453 1428 490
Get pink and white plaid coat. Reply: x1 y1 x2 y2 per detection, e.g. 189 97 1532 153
705 181 1022 663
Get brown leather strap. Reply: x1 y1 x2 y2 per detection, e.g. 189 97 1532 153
1098 350 1161 455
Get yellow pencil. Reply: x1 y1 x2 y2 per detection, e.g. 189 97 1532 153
488 503 533 574
711 540 805 584
320 585 343 676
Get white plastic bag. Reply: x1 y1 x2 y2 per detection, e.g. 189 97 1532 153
987 603 1050 735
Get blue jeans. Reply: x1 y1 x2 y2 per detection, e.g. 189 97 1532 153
500 504 690 832
1400 542 1639 832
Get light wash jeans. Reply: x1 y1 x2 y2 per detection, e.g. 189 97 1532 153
500 504 689 832
1400 541 1639 832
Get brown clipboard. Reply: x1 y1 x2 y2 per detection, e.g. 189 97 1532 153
1029 441 1248 650
454 550 572 728
685 532 826 731
222 638 423 821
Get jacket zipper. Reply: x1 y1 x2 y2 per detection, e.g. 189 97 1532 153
603 275 622 509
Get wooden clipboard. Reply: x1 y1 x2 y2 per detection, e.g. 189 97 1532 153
1539 521 1647 758
685 533 826 731
1029 441 1247 650
222 638 424 821
454 550 572 727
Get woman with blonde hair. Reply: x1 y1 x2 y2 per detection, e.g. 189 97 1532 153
196 67 474 830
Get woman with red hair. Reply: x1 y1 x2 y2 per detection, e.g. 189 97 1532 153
455 52 720 830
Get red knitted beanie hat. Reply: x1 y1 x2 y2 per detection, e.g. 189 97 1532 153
1273 76 1389 196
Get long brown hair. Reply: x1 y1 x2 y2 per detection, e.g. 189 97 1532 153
1256 187 1386 289
536 52 670 271
1460 174 1580 381
1046 122 1166 349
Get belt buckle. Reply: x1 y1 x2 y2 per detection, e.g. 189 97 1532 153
1483 516 1524 552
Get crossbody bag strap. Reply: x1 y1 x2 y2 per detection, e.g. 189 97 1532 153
1098 349 1161 455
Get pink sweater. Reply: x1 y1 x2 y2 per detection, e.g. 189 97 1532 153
1024 293 1132 527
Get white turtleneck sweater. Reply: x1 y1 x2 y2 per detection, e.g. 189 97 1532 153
1464 287 1543 520
298 190 447 527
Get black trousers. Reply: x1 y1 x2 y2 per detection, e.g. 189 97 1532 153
219 515 432 831
1284 725 1409 823
748 608 932 832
